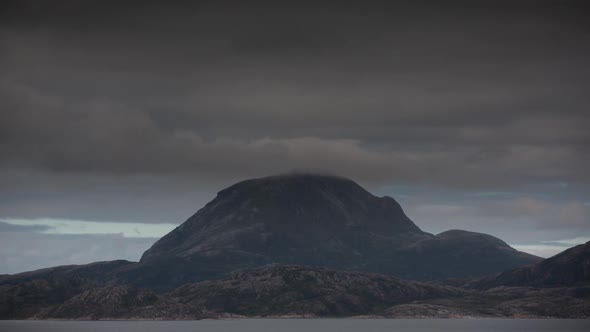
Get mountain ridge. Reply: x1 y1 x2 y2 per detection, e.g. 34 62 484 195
1 174 540 290
2 174 587 319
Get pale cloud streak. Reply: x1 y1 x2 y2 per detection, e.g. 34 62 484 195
0 218 177 238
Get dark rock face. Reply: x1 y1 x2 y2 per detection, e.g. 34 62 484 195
135 174 539 287
473 241 590 288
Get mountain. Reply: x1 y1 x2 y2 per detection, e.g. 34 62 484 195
141 174 425 265
135 174 540 287
472 241 590 289
0 174 540 291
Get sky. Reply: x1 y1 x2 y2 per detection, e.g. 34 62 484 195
1 0 589 274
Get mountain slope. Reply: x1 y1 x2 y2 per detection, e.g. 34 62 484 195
391 230 541 280
0 260 134 286
473 241 590 288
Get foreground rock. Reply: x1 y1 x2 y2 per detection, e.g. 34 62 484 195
35 285 209 320
2 265 589 319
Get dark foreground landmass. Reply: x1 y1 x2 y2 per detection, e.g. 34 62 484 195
1 262 589 320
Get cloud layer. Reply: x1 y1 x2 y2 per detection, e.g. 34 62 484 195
1 0 588 272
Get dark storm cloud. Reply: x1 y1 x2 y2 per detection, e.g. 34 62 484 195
0 1 589 270
1 0 589 188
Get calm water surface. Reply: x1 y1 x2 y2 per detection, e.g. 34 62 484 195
1 319 589 332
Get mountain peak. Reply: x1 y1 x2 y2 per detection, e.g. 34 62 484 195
216 173 374 202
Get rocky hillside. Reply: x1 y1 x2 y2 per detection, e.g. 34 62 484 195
2 265 588 319
168 265 466 317
0 278 93 319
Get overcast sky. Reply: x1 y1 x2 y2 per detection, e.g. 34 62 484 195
1 0 589 274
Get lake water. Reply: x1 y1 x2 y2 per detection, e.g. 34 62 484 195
1 319 589 332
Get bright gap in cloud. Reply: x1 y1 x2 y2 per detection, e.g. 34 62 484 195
0 218 178 238
512 237 590 258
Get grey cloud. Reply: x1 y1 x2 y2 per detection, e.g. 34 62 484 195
0 1 589 269
0 82 588 189
401 196 590 245
0 170 229 223
1 1 588 188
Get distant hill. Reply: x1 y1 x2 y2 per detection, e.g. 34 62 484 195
472 241 590 289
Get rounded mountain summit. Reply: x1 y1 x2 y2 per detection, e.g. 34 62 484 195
134 174 540 289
